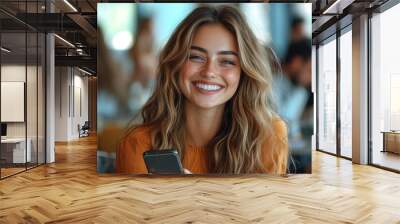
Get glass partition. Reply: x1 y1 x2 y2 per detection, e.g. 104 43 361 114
27 31 38 169
1 31 28 177
0 1 46 179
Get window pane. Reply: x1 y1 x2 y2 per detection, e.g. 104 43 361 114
340 29 352 158
318 37 337 154
371 3 400 171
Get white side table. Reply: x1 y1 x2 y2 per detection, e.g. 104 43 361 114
1 138 32 163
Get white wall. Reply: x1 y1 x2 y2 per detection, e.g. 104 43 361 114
54 67 89 141
1 65 39 138
55 67 69 141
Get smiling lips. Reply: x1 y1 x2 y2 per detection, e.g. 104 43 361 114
192 80 224 94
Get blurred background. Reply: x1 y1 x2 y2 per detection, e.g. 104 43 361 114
97 3 312 174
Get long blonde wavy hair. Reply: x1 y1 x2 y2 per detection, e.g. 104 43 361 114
128 5 287 174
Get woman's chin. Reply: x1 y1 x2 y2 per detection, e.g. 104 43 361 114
191 100 224 110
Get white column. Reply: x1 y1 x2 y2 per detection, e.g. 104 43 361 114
45 0 56 163
312 45 316 150
46 33 55 163
352 14 369 164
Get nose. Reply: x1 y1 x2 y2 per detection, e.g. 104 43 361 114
201 59 218 78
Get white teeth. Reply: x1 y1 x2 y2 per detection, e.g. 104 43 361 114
195 83 222 91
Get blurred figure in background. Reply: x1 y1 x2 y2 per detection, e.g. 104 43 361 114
272 38 312 173
97 28 125 173
290 17 305 42
97 17 159 173
128 17 158 117
274 39 311 138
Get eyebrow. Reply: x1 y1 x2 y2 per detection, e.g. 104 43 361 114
190 45 238 57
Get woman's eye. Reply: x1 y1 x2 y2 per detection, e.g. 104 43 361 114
220 60 236 66
189 55 205 63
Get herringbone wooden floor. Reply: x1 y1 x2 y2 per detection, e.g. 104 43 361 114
1 136 400 224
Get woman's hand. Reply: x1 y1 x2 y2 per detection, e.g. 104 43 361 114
183 168 192 174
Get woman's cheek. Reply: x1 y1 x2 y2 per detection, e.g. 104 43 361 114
181 63 200 80
224 71 241 87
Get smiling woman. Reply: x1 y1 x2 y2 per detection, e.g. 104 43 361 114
180 24 241 110
116 5 288 175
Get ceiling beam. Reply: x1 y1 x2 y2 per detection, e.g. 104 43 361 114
322 0 356 14
67 13 97 39
55 55 96 72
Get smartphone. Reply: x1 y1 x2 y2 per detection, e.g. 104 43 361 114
143 149 184 175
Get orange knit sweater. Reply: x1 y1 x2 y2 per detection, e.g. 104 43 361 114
116 119 288 174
